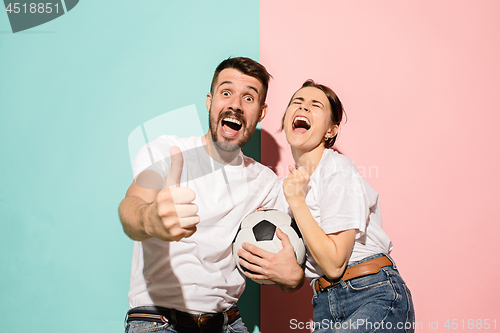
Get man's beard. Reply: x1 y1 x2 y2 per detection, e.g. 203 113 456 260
208 107 255 152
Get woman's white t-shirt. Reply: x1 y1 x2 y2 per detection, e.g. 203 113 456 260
286 149 393 282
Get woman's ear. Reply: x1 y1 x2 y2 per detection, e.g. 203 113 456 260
325 124 339 139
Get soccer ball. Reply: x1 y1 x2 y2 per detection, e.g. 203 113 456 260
232 209 306 285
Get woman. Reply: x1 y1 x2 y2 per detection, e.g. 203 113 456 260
282 80 415 332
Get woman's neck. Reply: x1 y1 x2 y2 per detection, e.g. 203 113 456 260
291 144 326 176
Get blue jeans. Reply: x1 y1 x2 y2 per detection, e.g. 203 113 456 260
124 307 248 333
311 254 415 333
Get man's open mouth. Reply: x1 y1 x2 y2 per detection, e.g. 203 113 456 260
292 116 311 133
221 116 243 137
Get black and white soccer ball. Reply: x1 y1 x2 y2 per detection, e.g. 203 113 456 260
232 209 306 285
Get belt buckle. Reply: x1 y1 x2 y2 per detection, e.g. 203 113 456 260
197 314 212 328
317 278 328 292
315 279 323 292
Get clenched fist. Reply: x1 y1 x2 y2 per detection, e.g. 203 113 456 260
282 165 310 206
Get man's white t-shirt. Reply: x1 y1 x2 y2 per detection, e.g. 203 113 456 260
287 149 393 282
128 135 283 314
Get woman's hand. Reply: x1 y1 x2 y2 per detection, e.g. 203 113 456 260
283 165 310 205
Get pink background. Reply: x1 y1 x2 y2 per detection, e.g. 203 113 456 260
260 0 500 331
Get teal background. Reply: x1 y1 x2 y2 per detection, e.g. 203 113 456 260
0 1 261 332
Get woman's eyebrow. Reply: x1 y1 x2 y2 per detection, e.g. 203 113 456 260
292 97 323 106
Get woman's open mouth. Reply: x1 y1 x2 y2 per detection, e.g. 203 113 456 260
292 115 311 134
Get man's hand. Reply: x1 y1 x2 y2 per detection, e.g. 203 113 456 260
237 228 304 293
119 146 200 242
144 146 200 241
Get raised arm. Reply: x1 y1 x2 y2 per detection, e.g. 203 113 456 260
283 166 356 280
118 146 200 242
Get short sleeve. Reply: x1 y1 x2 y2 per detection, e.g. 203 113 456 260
132 139 171 181
318 170 369 238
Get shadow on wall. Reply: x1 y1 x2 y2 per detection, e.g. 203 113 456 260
260 127 314 332
260 129 282 174
261 284 313 332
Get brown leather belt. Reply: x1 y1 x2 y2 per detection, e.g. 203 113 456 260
314 256 393 292
127 306 240 329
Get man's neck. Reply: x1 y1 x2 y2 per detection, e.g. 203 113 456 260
202 134 242 165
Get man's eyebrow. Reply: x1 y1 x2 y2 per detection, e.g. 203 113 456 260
246 85 259 95
218 81 259 95
218 80 234 88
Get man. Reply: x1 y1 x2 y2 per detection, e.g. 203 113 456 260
119 57 303 333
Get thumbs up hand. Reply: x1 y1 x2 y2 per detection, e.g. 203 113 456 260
146 146 200 241
165 146 200 228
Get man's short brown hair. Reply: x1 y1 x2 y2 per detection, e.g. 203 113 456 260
210 57 272 105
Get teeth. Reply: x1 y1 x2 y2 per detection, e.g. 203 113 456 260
223 117 242 125
294 116 311 127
